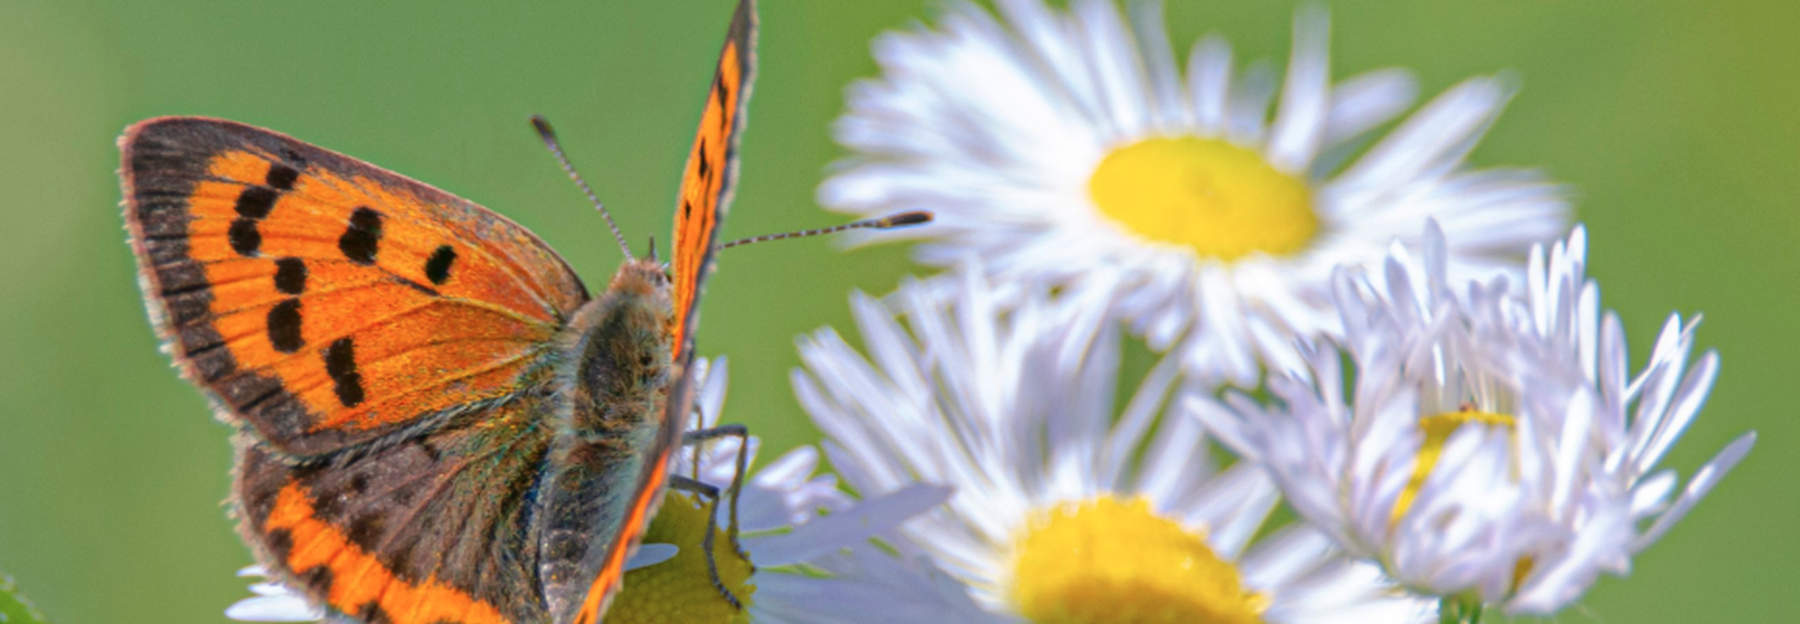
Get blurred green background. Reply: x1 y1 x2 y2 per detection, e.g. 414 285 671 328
0 0 1791 622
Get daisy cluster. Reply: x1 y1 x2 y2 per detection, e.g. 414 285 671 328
228 1 1752 623
800 0 1750 622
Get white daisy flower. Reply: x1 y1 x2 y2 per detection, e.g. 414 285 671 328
225 566 326 622
793 268 1436 624
227 358 954 624
1193 223 1757 615
753 542 1010 624
819 0 1567 386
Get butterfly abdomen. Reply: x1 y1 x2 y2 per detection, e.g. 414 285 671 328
530 259 678 620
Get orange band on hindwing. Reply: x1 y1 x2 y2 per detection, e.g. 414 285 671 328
265 482 511 624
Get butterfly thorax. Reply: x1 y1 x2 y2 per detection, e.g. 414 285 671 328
560 259 674 439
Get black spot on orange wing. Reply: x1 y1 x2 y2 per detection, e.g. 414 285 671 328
274 257 307 295
266 163 299 190
339 207 384 265
425 245 457 285
267 298 304 353
696 138 711 182
715 72 730 125
324 337 364 407
235 186 278 219
226 172 298 258
229 218 262 256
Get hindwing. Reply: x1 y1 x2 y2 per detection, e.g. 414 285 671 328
234 390 557 624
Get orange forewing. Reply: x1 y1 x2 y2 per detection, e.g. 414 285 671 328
124 118 589 458
572 1 758 622
187 153 559 427
265 482 511 624
669 0 756 361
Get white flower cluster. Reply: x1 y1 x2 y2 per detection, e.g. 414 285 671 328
227 1 1751 623
1194 224 1755 613
797 0 1751 621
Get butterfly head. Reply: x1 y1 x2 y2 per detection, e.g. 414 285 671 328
607 258 673 302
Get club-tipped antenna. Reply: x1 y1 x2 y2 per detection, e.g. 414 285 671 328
714 211 933 251
531 115 634 261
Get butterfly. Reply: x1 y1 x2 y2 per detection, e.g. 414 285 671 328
120 1 758 622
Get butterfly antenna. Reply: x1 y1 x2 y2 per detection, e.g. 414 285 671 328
531 115 635 262
714 211 933 251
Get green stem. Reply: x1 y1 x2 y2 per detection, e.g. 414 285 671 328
1437 596 1486 624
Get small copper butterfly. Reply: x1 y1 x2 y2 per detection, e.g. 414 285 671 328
120 1 761 622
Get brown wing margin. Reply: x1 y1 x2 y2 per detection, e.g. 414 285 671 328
569 2 757 622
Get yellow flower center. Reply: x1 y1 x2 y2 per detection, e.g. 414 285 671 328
1391 410 1546 597
1088 137 1318 261
1390 410 1518 527
607 492 756 624
1008 496 1269 624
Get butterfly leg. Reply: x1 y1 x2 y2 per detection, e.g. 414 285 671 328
682 424 750 557
687 403 711 480
666 473 744 610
